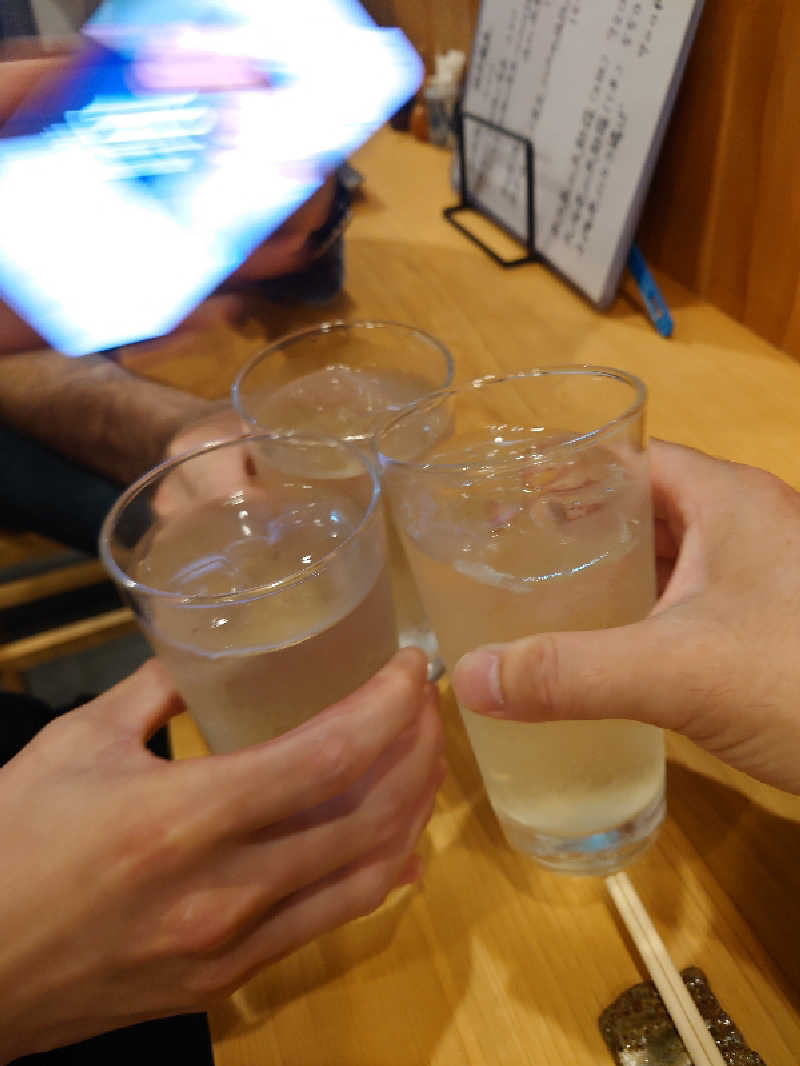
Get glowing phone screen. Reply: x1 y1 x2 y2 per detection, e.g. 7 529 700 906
0 0 422 354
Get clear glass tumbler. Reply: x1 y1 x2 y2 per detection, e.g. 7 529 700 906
376 366 665 875
100 432 396 754
231 319 454 676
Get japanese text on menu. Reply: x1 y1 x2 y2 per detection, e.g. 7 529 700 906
461 0 700 304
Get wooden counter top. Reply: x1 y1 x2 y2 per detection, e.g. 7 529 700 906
146 127 800 1065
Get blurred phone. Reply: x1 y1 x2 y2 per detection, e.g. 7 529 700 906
0 0 422 355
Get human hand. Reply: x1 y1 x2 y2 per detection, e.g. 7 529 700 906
0 649 443 1061
452 440 800 794
154 404 252 515
164 403 248 462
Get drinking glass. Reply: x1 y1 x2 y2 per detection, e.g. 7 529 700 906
100 432 396 754
231 319 454 676
376 366 665 875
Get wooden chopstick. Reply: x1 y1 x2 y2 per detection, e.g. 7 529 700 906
606 872 727 1066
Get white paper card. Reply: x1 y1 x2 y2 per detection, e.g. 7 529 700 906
461 0 704 305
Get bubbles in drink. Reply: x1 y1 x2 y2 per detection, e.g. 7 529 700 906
244 363 445 661
398 426 645 587
130 484 397 752
247 364 436 440
391 426 663 853
136 486 362 601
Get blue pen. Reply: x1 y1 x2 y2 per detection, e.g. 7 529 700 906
627 244 673 339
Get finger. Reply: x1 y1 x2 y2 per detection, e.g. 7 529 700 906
451 610 723 738
191 778 438 998
205 647 431 832
165 406 247 461
79 659 186 742
153 440 253 518
214 686 443 915
270 681 442 837
649 438 737 531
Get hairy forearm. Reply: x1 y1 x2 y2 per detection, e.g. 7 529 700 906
0 349 211 484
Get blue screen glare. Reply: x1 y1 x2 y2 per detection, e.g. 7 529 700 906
0 0 422 354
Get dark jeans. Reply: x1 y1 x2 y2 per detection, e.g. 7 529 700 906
0 0 37 38
0 425 121 556
1 691 215 1065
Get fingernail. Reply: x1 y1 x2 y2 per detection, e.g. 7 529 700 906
389 646 428 675
452 647 505 713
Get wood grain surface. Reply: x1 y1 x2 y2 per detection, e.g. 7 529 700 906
363 0 800 358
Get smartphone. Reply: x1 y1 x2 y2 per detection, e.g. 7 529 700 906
0 0 422 355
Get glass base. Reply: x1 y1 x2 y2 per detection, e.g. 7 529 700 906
397 624 444 682
497 787 666 876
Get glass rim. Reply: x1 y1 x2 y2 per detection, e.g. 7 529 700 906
375 365 647 474
231 318 455 436
99 431 382 607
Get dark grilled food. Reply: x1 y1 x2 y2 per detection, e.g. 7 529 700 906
599 967 766 1065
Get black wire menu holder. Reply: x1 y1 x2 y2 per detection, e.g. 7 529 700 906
444 108 540 270
447 0 705 306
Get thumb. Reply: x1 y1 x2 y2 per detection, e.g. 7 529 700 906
451 612 708 736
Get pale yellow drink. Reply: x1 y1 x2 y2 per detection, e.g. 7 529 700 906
242 364 437 442
130 482 397 754
386 422 664 871
403 515 663 839
245 364 441 659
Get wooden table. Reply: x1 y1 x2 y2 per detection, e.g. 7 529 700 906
125 128 800 1065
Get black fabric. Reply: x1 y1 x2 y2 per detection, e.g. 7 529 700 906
0 425 121 555
259 232 345 306
0 691 214 1065
11 1012 215 1066
0 0 37 39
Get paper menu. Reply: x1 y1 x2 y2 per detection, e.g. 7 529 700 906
461 0 705 306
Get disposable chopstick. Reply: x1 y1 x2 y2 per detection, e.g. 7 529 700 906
606 871 727 1066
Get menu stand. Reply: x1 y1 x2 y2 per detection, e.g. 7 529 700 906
444 108 540 269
